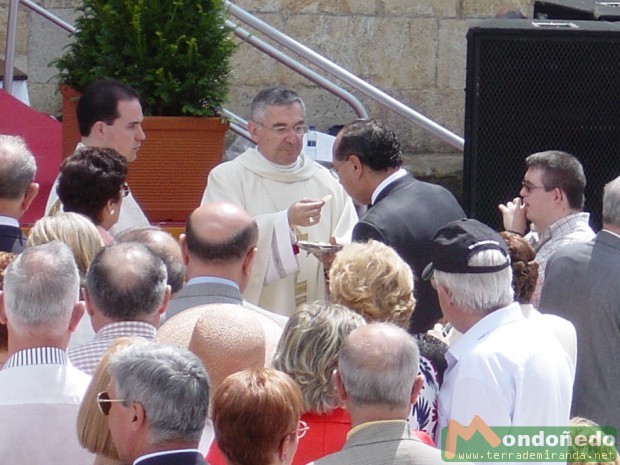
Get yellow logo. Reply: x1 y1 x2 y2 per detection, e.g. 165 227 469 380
444 416 502 459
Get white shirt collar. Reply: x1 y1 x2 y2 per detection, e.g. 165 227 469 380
447 302 523 364
186 276 240 290
134 449 201 465
371 168 407 205
0 215 19 228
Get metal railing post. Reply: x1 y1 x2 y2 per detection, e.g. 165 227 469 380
225 1 465 150
3 0 20 96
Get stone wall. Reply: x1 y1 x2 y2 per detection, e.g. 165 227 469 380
1 0 533 188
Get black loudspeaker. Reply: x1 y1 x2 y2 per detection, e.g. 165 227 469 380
534 0 620 21
463 19 620 231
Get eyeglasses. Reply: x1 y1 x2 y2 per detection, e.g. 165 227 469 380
521 180 547 193
255 122 309 137
329 159 349 179
297 420 310 439
97 391 126 416
121 182 130 198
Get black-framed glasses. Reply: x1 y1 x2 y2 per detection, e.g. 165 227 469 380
297 420 310 439
255 122 309 137
121 182 130 198
97 391 126 416
521 180 547 193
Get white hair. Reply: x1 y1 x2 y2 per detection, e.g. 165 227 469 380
4 241 79 336
603 176 620 228
433 249 514 314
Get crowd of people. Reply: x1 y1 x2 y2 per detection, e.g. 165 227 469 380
0 78 619 465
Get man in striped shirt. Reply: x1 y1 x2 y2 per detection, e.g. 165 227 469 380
0 241 93 464
68 241 170 374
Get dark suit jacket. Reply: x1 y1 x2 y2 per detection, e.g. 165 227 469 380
0 224 26 253
311 421 449 465
540 230 620 432
352 174 465 332
135 450 207 465
165 280 288 326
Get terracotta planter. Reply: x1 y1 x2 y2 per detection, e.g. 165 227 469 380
60 86 229 222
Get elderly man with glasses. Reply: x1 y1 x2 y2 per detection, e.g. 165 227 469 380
100 342 210 465
499 150 595 306
201 86 356 316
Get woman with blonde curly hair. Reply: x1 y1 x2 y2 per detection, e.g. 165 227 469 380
329 240 441 439
272 302 365 465
329 240 414 328
27 212 103 285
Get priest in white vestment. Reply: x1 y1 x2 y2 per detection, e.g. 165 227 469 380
202 86 357 315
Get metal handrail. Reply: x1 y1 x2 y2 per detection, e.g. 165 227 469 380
3 0 366 126
225 19 368 119
225 1 465 151
3 0 464 151
3 0 75 94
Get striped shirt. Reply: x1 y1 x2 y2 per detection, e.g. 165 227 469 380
68 321 156 374
527 212 595 307
4 346 67 369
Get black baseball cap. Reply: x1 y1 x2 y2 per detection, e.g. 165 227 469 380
422 219 510 279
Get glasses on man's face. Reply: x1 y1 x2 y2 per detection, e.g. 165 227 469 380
521 180 547 194
296 420 310 439
256 122 309 137
121 182 130 198
97 391 126 416
329 158 349 179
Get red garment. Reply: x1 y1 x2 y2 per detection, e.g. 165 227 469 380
294 409 434 464
205 408 351 465
293 408 351 465
206 408 435 465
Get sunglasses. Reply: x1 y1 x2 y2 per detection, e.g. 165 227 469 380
97 390 126 416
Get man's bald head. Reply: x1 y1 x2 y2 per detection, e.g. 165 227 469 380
185 202 258 263
115 226 185 294
338 323 420 408
86 242 168 320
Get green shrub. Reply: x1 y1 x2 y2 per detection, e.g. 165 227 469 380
54 0 236 116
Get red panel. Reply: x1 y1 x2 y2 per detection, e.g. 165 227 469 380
0 90 62 224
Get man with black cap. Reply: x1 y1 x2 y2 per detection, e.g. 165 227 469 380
423 219 574 446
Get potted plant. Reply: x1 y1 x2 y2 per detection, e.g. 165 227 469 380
54 0 236 222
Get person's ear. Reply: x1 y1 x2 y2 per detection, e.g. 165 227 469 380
276 430 297 464
157 286 172 318
179 234 190 266
248 120 261 144
82 288 96 317
130 401 147 432
0 291 6 324
348 155 364 178
20 182 39 214
333 369 348 403
410 374 425 406
91 120 107 139
68 301 86 333
242 246 258 277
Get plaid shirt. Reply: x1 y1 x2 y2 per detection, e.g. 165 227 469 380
527 212 595 307
67 321 156 374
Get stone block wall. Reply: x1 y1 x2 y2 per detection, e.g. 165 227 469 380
1 0 533 188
